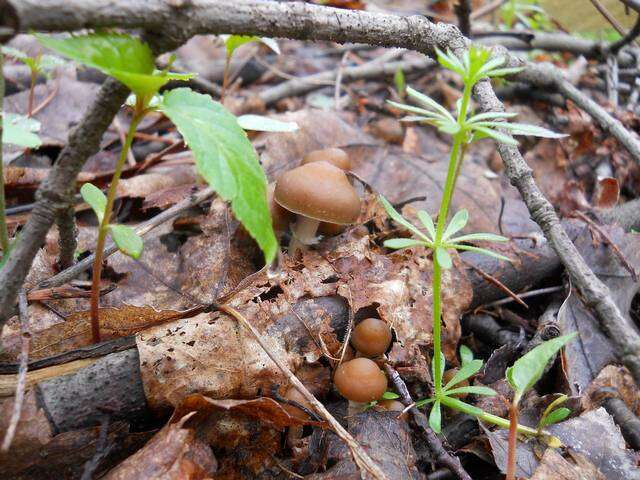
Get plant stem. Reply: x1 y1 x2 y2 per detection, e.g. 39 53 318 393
0 51 9 255
506 398 519 480
221 53 231 102
27 68 37 118
89 111 143 343
431 81 473 393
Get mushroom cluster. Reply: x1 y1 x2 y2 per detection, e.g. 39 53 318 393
332 317 394 405
270 148 361 255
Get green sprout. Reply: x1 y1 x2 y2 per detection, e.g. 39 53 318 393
381 45 566 434
500 0 553 31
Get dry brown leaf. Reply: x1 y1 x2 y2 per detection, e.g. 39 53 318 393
531 449 605 480
104 412 216 480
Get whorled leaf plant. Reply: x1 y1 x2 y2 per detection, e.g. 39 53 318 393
36 32 289 344
381 46 567 434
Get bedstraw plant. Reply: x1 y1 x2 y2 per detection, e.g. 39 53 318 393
381 46 568 433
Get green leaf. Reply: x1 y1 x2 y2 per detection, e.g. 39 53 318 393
80 183 107 224
443 359 483 390
445 385 497 397
459 345 474 365
415 397 435 408
407 87 455 122
417 210 436 241
506 333 577 398
435 247 452 269
504 122 567 139
442 209 469 240
432 351 445 386
236 114 299 132
37 32 191 96
387 100 445 120
109 224 143 259
382 391 400 400
486 66 524 78
2 113 42 148
429 400 442 433
439 395 484 417
384 238 429 250
394 67 406 96
160 88 277 263
223 35 260 56
449 244 511 262
467 111 518 123
435 48 465 77
539 407 571 428
471 126 519 146
378 196 431 243
448 232 509 243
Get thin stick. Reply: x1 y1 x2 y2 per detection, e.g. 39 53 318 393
483 286 563 308
1 290 31 452
218 304 388 480
0 50 9 254
37 187 215 290
384 364 472 480
588 0 629 38
506 399 519 480
463 259 528 308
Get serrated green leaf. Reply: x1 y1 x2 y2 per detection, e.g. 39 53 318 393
435 246 452 269
450 244 511 262
539 407 571 428
2 113 42 148
109 224 143 259
382 391 400 400
80 183 106 224
442 209 469 240
160 88 277 263
417 210 436 241
384 238 429 250
36 33 191 97
379 196 431 243
460 344 474 365
236 114 299 132
445 385 497 397
429 400 442 433
443 359 483 390
506 333 577 397
448 232 509 243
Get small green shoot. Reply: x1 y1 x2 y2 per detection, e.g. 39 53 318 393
500 0 553 31
394 67 406 99
537 394 571 431
380 45 567 436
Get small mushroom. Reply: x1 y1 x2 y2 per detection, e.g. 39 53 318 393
274 161 361 255
267 182 294 234
377 399 405 412
301 147 351 171
351 318 392 357
333 358 388 403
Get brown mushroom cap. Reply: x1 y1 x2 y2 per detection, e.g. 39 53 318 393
333 358 387 403
318 221 345 236
274 161 361 225
377 399 405 412
351 318 392 357
442 368 469 399
302 147 351 171
267 183 294 232
283 386 313 420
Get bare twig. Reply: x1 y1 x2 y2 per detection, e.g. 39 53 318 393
589 0 628 38
384 365 472 480
54 205 77 271
471 0 507 20
455 0 472 37
1 290 30 452
219 304 388 480
610 15 640 54
80 413 111 480
462 259 528 309
37 187 215 290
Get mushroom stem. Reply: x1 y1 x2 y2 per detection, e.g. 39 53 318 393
289 216 320 255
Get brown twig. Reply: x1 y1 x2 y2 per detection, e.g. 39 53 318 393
461 259 528 309
54 205 77 271
1 290 30 452
588 0 629 38
455 0 472 37
573 210 638 281
218 304 388 480
80 413 111 480
384 364 472 480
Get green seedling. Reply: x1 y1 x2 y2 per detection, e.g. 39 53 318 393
37 32 283 344
219 35 280 101
381 45 566 434
500 0 552 31
2 46 64 117
394 66 406 100
505 333 576 480
0 97 42 259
